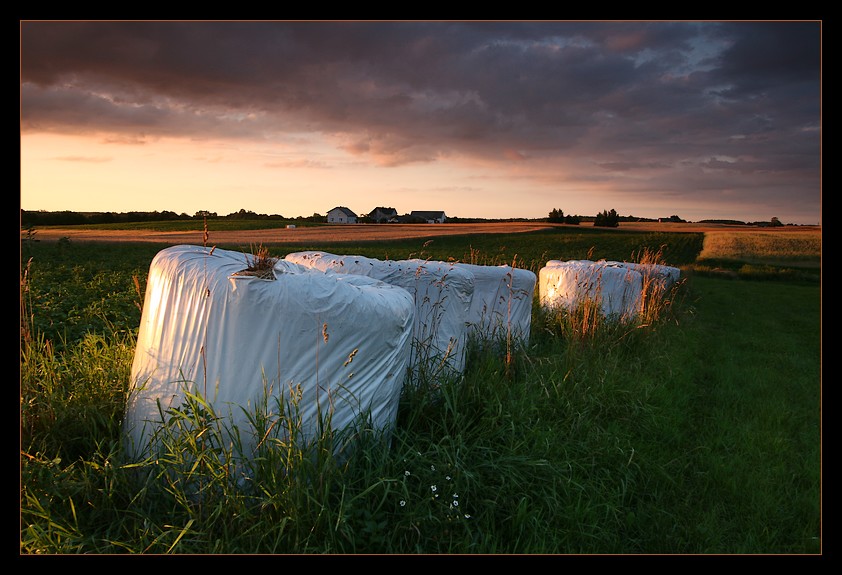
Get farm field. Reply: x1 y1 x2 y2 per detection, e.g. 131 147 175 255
21 219 822 246
19 223 822 555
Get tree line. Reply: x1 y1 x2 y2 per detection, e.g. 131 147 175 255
19 209 327 227
549 208 623 227
24 208 792 229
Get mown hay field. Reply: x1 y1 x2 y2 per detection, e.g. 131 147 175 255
698 229 822 267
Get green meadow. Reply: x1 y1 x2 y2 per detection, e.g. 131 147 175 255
20 225 821 554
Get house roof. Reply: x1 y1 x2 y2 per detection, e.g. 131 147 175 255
369 206 397 214
328 206 358 217
410 210 446 219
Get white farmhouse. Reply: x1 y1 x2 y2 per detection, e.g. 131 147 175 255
327 206 358 224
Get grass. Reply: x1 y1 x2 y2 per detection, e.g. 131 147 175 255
692 230 822 283
698 230 821 266
19 224 821 554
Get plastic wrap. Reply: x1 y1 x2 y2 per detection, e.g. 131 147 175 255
124 245 415 461
453 263 536 344
285 251 474 378
539 259 645 320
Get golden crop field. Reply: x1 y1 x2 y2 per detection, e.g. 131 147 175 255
698 229 822 267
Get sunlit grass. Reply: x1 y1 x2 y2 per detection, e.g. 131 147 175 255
698 230 821 267
19 224 821 554
691 230 821 283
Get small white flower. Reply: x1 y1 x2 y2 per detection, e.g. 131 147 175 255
400 500 406 507
445 475 451 481
453 493 458 498
404 470 411 476
452 500 459 507
464 514 471 519
430 465 436 471
431 485 437 492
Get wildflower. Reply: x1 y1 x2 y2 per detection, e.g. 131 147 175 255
400 500 406 507
431 485 437 492
431 465 436 471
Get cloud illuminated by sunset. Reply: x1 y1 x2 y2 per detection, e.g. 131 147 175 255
20 21 822 224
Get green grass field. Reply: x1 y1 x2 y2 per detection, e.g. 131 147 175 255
19 225 821 554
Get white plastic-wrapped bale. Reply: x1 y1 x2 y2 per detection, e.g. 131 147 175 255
539 259 644 321
453 263 536 345
609 261 681 294
124 245 415 462
285 251 474 379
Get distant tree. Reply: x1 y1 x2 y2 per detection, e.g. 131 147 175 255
547 208 581 224
90 212 117 224
298 212 326 223
548 208 565 223
770 216 783 227
226 209 259 219
593 208 620 228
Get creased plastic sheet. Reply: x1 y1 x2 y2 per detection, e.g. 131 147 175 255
124 245 415 461
604 261 681 293
452 263 536 345
285 251 474 379
539 259 645 320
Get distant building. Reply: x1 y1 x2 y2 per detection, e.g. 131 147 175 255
327 206 358 224
658 215 686 223
369 206 398 223
410 210 447 224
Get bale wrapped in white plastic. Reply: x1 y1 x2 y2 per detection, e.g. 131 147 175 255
453 263 536 345
285 251 474 379
539 259 644 321
124 245 415 462
610 261 681 294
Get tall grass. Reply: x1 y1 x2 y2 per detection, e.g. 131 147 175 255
698 230 821 266
19 227 821 554
693 230 821 283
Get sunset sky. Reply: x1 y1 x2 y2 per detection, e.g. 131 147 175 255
20 21 822 224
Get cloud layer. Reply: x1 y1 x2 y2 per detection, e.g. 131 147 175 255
20 21 822 223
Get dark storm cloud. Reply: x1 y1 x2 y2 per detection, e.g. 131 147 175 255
710 21 821 94
21 22 818 144
20 20 821 220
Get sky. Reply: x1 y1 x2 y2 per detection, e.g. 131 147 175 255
20 20 822 225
